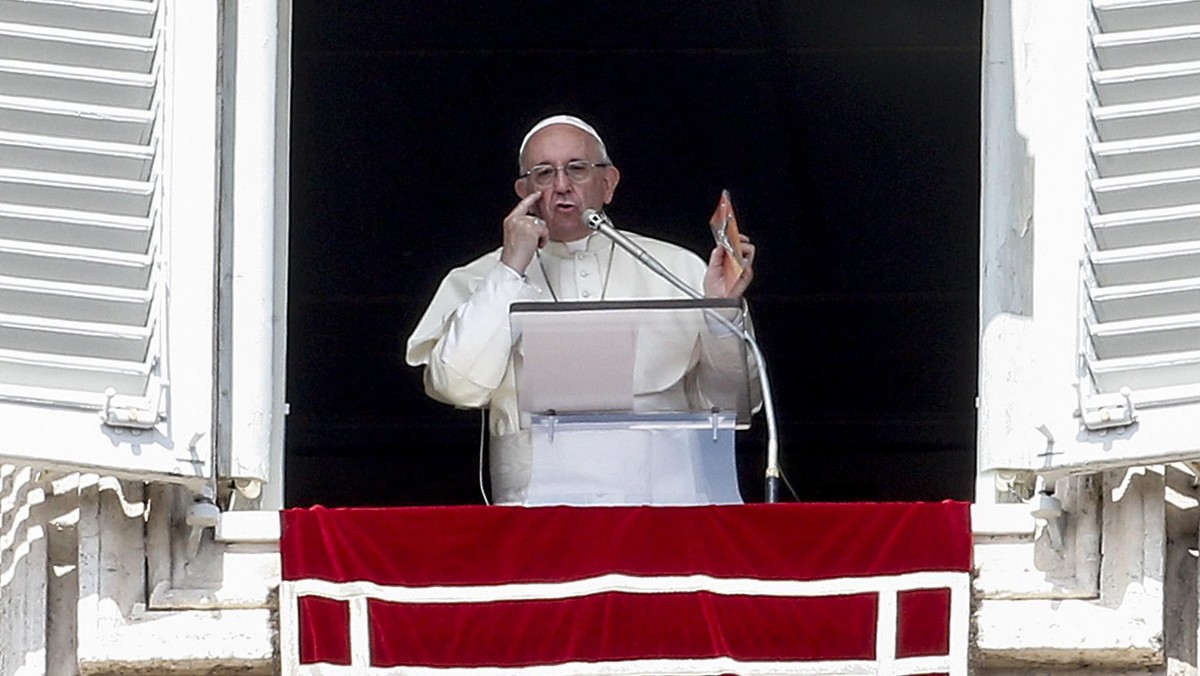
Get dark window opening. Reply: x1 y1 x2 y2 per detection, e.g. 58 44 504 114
286 2 983 507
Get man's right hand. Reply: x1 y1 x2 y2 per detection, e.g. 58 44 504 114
500 191 548 274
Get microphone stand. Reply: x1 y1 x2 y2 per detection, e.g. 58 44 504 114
583 209 784 503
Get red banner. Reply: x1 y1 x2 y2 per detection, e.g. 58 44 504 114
281 503 971 675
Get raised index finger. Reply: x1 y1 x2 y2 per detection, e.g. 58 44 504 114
508 190 543 219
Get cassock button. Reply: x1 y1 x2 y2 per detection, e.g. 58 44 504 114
580 270 590 277
581 290 591 298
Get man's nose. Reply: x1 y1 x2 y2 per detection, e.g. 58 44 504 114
553 167 572 191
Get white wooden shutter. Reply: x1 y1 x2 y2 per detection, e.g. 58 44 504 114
0 0 219 484
1066 0 1200 469
978 0 1200 476
1087 0 1200 400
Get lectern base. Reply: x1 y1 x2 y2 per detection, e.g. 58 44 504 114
525 412 742 506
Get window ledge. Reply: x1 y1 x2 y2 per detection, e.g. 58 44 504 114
216 510 280 543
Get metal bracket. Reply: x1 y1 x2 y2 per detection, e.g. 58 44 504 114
101 383 164 430
185 485 220 559
1030 475 1068 553
1032 491 1067 551
1080 387 1136 431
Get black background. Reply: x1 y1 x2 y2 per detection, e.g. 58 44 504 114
286 1 983 506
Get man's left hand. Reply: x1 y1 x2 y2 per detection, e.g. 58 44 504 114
703 234 756 299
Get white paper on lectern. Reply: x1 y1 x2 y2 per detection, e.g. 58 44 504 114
511 300 752 422
515 321 636 413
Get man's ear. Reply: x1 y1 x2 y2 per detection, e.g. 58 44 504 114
601 166 620 204
515 178 529 198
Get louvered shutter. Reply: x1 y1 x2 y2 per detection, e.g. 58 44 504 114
1067 0 1200 468
0 0 219 483
1088 0 1200 400
978 0 1200 476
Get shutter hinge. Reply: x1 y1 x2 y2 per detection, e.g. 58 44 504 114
101 384 165 430
1080 387 1136 431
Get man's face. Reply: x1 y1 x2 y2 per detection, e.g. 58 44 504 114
514 125 620 242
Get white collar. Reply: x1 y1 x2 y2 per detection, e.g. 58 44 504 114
564 235 591 252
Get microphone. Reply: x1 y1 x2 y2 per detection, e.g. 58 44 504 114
582 208 785 503
583 209 703 300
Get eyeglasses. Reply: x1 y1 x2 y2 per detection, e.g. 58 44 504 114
519 160 611 188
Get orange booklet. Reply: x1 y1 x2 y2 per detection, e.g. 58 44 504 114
708 189 745 288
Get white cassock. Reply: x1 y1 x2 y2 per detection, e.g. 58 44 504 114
405 230 756 504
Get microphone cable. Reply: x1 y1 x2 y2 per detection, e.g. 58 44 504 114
477 408 490 505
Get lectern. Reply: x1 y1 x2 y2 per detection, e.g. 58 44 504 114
510 299 755 506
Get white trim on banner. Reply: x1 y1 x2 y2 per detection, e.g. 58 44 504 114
280 571 971 676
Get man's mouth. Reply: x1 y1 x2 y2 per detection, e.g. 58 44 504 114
554 200 576 212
